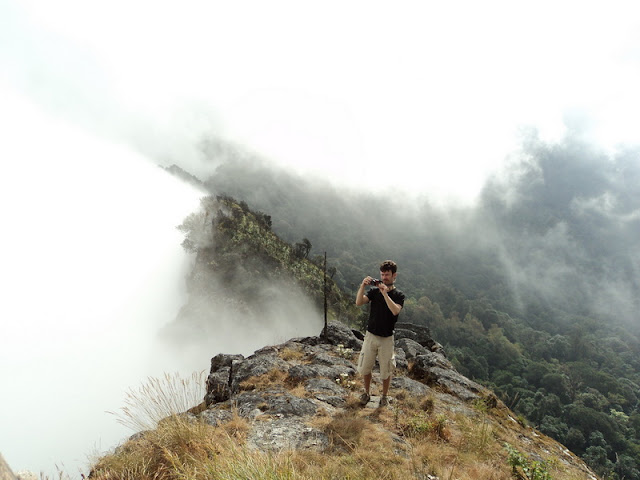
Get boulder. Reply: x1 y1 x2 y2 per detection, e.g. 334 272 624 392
410 353 485 401
288 363 355 382
321 321 363 350
232 391 317 419
395 337 428 360
395 322 445 354
304 378 348 396
199 409 233 427
205 366 232 405
229 353 290 392
391 376 432 397
248 418 329 452
210 353 244 373
309 351 356 368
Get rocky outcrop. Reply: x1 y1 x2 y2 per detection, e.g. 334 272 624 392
197 321 495 448
183 321 598 479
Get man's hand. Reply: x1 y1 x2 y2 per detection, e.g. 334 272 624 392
356 277 373 306
378 282 389 294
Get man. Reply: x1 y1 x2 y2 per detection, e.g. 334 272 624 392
355 260 405 407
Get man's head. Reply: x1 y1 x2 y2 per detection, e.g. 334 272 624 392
379 260 397 285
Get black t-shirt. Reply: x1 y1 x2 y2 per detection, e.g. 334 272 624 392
365 287 405 337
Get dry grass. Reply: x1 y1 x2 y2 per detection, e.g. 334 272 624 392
108 371 206 432
278 346 306 362
239 368 289 391
92 361 594 480
91 400 590 480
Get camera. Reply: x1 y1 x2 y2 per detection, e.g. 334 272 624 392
370 278 381 286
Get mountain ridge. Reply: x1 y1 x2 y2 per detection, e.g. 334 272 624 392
90 321 599 479
162 144 640 479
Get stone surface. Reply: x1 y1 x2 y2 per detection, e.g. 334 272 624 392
395 322 445 355
321 321 363 350
231 390 318 419
247 418 329 451
205 366 231 405
229 353 290 393
410 352 486 401
288 363 355 382
194 321 597 480
210 353 244 373
391 376 432 396
395 337 429 360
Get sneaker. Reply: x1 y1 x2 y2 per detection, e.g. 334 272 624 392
359 392 371 406
379 395 389 407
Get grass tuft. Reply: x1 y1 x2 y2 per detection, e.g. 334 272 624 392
108 371 206 432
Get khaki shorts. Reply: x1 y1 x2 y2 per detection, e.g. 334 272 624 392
357 332 396 380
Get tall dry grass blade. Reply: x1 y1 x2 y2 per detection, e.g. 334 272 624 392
107 371 206 432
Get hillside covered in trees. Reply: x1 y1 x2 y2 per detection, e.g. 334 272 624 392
166 129 640 479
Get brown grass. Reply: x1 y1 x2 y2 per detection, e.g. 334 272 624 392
91 362 594 480
278 346 306 362
239 368 289 391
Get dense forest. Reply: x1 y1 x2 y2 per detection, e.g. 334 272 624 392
169 128 640 479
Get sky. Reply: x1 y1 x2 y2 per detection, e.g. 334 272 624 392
2 0 640 476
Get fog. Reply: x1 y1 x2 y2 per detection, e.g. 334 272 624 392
0 89 323 477
2 0 640 475
0 90 202 475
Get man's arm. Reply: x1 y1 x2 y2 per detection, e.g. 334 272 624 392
378 283 403 316
355 277 372 306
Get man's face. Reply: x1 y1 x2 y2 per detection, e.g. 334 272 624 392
380 270 396 285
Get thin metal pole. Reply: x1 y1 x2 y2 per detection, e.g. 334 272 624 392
323 251 328 339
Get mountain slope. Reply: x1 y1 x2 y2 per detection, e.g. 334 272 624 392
91 322 599 479
161 167 640 478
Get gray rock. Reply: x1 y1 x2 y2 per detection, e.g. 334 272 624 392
428 367 484 401
412 352 454 371
310 351 356 368
391 376 432 396
410 353 485 401
205 366 231 405
199 408 233 426
248 418 329 451
210 353 244 373
395 337 429 360
395 322 446 355
305 378 348 396
321 321 363 350
395 322 433 345
232 391 317 418
230 353 290 392
288 363 355 381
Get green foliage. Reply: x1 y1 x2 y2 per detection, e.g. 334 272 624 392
504 443 552 480
177 195 361 327
178 157 640 477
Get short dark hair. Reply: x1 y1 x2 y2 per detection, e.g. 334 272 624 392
380 260 397 274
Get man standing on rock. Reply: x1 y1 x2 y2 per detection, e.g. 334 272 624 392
355 260 405 407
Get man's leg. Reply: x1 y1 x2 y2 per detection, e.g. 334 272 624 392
363 373 372 394
357 333 377 405
378 335 395 405
381 375 391 396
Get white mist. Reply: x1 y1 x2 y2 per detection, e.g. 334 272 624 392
0 86 204 476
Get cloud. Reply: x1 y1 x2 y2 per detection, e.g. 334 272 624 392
479 128 640 324
0 88 205 475
5 1 640 206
